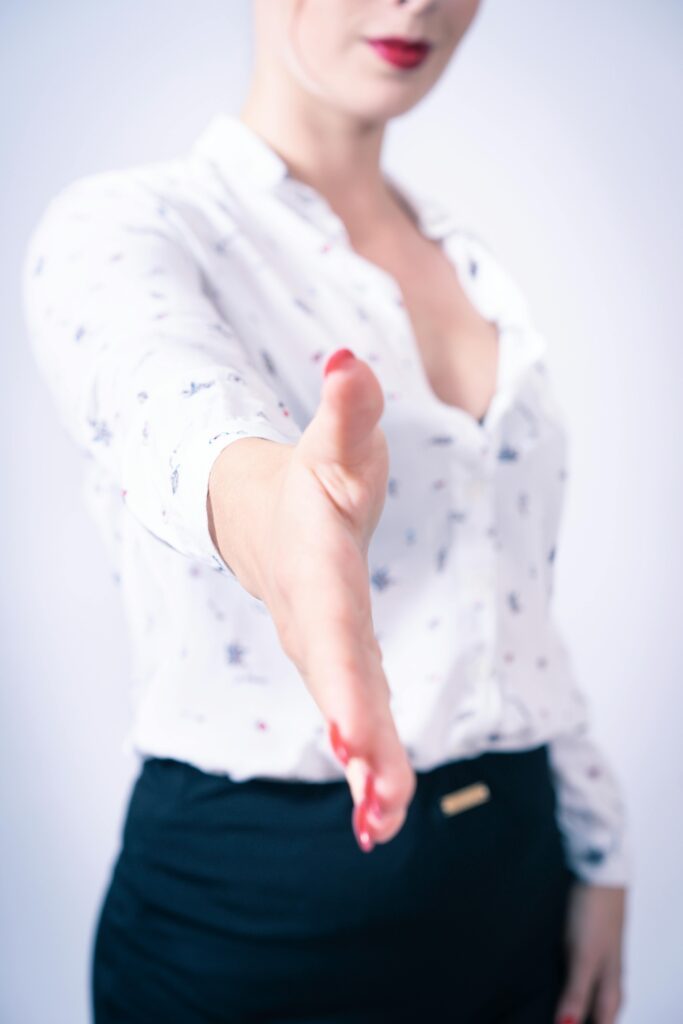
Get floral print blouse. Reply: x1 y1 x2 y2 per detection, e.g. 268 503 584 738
21 112 629 886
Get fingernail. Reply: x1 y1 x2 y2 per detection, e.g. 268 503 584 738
558 1017 578 1024
352 800 374 853
328 720 350 766
323 348 356 376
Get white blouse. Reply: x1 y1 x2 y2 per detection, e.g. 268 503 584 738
21 111 629 886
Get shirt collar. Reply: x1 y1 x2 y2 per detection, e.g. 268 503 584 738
190 112 547 428
191 111 459 243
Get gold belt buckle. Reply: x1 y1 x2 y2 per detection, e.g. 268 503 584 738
439 781 491 817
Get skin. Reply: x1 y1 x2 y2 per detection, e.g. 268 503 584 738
207 2 628 1021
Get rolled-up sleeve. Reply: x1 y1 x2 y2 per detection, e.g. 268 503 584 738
21 172 302 574
548 715 631 887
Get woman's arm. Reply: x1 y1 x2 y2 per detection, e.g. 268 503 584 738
550 712 629 1024
207 436 294 596
536 370 630 1023
21 171 416 850
21 171 302 571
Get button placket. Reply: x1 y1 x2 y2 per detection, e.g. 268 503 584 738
451 456 503 738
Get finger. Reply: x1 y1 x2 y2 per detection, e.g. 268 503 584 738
555 950 599 1024
593 961 624 1024
305 349 385 468
307 609 416 840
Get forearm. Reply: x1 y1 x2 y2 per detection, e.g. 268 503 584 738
207 437 295 599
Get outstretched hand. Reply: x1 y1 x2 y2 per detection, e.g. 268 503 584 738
256 347 417 852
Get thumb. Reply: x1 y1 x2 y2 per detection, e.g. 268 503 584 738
555 954 596 1024
300 347 385 466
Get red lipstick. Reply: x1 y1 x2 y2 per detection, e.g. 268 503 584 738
366 37 432 70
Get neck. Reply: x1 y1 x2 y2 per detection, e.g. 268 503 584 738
238 81 398 234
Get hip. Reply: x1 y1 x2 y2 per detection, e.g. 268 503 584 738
93 743 577 1022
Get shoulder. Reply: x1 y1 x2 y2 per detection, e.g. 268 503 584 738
30 164 162 231
24 146 231 256
22 168 159 284
22 153 231 302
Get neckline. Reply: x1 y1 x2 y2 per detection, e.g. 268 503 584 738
319 188 508 438
193 111 543 439
274 166 505 435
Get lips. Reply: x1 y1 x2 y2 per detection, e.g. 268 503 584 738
366 37 432 69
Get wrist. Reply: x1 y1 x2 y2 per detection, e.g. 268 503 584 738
207 437 294 600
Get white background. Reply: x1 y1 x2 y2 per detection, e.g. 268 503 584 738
2 1 681 1020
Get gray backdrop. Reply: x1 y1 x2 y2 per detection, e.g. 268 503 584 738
2 1 681 1021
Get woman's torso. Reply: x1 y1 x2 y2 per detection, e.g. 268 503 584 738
25 112 582 782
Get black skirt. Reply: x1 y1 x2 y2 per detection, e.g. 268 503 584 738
91 743 577 1023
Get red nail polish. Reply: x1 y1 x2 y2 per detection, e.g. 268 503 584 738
558 1017 578 1024
352 799 374 853
328 720 351 766
323 348 356 376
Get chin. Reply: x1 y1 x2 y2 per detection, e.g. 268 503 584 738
339 86 429 124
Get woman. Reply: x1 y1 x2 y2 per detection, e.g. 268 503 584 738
22 0 629 1021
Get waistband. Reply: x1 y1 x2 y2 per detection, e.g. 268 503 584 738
135 743 555 834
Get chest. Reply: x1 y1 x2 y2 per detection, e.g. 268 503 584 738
350 229 500 423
